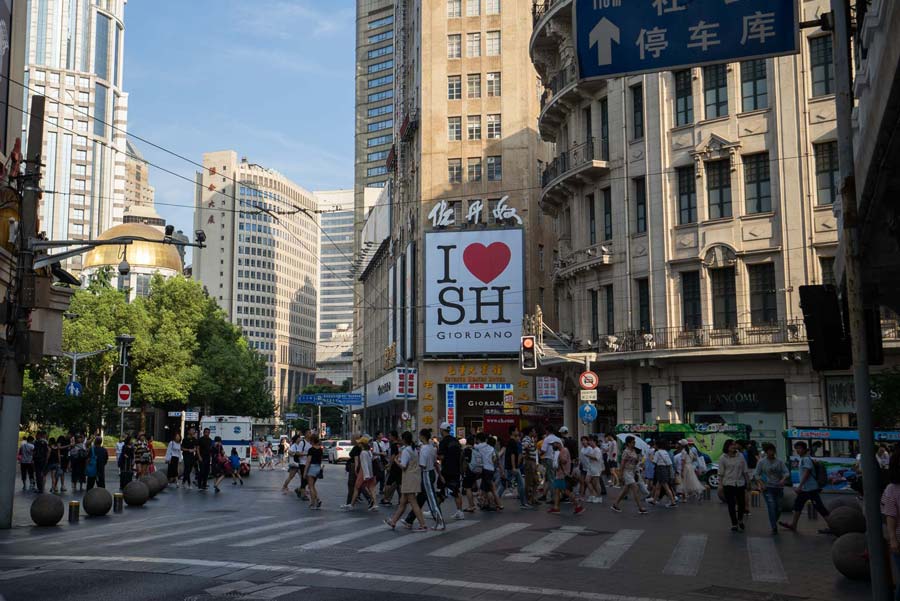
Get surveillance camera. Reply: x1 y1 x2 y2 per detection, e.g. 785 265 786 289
195 230 207 244
118 259 130 276
165 224 175 237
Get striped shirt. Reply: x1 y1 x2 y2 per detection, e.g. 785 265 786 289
880 483 900 541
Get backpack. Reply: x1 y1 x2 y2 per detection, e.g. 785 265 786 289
813 459 828 488
86 448 98 478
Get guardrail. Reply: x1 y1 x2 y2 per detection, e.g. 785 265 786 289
595 320 808 353
541 138 609 187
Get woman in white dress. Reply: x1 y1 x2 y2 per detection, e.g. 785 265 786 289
678 442 706 501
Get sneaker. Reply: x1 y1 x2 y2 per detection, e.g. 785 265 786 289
738 522 746 532
383 519 395 530
452 510 465 520
547 508 560 514
666 502 678 508
594 496 603 504
638 509 649 515
520 503 534 510
574 506 586 516
610 505 622 513
367 503 379 512
339 503 352 510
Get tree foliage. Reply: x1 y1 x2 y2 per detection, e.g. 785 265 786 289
872 367 900 428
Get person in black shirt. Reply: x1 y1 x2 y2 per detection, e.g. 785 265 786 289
342 436 373 508
381 431 401 505
32 431 49 493
86 436 109 490
198 428 213 490
437 422 464 520
181 428 198 488
118 436 135 490
499 428 531 509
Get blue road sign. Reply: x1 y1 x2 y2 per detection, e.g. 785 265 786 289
296 393 363 407
65 381 82 398
579 403 598 424
575 0 799 80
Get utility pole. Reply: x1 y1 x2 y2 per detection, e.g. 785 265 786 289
363 369 368 435
116 335 135 436
830 1 891 597
0 96 44 529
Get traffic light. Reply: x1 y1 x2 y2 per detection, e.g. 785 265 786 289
520 335 537 371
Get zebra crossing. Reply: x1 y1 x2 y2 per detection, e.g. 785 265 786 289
0 510 790 584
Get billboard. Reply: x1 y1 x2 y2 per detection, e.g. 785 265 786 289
424 229 524 355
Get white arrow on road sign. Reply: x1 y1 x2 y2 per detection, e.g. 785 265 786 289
589 17 619 66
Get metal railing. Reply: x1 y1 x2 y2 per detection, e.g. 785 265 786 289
594 320 808 354
541 137 609 187
540 63 577 111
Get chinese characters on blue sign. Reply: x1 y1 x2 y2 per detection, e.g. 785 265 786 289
296 393 362 407
575 0 799 80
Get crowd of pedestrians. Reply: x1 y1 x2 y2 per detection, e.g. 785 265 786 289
17 431 109 494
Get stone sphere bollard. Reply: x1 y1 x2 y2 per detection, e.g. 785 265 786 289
152 469 168 489
827 495 861 513
825 506 866 536
779 487 797 513
123 480 150 507
83 487 113 516
30 493 65 526
140 475 161 498
832 532 869 580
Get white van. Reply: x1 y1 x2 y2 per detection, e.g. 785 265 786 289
199 415 253 462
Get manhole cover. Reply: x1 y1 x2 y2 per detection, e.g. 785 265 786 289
692 586 808 601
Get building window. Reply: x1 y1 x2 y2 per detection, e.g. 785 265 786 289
744 153 771 213
448 116 462 140
368 74 393 88
466 0 480 16
448 34 462 58
467 73 481 98
467 157 482 182
448 75 461 99
94 84 108 137
631 84 644 139
467 33 481 57
94 13 110 80
587 194 596 246
467 115 482 140
634 177 647 233
590 289 600 342
448 159 463 183
704 63 728 119
599 97 609 159
741 59 768 112
367 166 387 177
815 141 839 205
486 0 500 14
674 69 693 126
367 104 393 118
448 0 461 18
367 134 392 147
487 155 502 181
637 278 651 332
538 244 545 272
749 263 778 325
368 89 394 103
367 119 393 132
367 150 388 162
368 15 394 30
486 31 501 56
820 257 836 287
135 274 151 298
681 271 702 329
368 30 393 44
810 36 834 97
602 188 612 240
486 114 501 139
605 285 615 334
368 45 393 59
677 166 697 224
487 72 501 97
711 267 737 329
706 159 732 219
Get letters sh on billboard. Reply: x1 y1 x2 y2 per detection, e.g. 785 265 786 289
424 229 524 355
575 0 800 80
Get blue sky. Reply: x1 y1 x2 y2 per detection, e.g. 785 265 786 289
123 0 356 248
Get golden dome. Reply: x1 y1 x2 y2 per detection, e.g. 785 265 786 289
82 223 183 273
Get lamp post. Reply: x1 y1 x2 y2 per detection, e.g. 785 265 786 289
115 335 135 435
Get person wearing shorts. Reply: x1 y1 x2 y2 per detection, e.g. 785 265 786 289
473 432 502 510
610 436 648 514
437 422 464 520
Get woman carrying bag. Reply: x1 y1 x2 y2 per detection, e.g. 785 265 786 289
165 434 183 486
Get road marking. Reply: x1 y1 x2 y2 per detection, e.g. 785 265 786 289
109 515 273 545
298 524 392 550
43 516 219 546
662 534 707 576
580 529 643 569
506 525 585 563
359 520 477 552
428 522 530 558
245 586 307 599
0 555 674 601
0 568 37 581
176 517 321 546
205 581 261 594
230 519 364 548
747 537 788 583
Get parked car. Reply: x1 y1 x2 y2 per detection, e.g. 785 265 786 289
329 440 353 464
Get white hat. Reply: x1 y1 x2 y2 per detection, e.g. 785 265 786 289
678 439 689 446
439 422 451 431
559 426 570 434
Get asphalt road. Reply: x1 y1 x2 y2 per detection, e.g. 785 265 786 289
0 465 873 601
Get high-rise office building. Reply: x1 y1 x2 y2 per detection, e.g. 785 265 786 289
23 0 129 269
314 189 354 386
192 150 319 419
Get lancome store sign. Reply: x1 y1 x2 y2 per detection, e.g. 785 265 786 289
424 229 524 355
362 368 418 407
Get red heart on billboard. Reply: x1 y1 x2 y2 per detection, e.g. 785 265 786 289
463 242 511 284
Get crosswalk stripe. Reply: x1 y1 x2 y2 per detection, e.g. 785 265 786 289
175 517 321 546
506 526 585 564
662 534 707 576
359 520 478 553
298 524 391 550
110 515 274 546
579 529 643 569
428 522 530 558
747 537 788 583
229 519 364 548
43 516 219 546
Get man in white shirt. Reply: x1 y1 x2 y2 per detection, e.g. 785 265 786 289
580 436 605 502
474 432 502 510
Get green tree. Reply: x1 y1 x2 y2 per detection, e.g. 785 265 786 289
872 368 900 428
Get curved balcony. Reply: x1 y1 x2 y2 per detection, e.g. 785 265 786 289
531 0 573 54
554 242 614 281
541 138 611 209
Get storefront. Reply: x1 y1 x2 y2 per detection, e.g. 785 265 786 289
824 376 856 428
357 368 417 435
682 379 788 456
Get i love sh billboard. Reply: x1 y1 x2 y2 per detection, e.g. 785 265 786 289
424 229 524 355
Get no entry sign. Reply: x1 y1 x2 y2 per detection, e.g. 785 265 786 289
117 383 132 408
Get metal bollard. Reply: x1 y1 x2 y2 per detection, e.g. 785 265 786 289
113 493 124 513
68 500 80 524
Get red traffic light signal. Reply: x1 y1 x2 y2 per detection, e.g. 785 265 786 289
520 335 537 371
